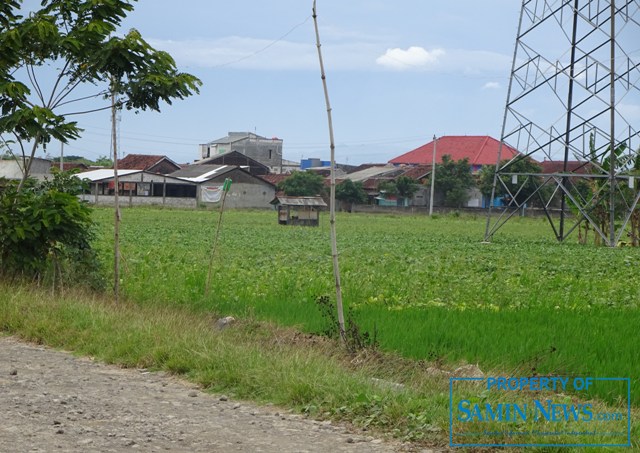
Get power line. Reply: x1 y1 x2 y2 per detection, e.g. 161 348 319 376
212 15 312 69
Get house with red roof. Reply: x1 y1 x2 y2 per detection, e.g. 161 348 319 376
389 135 522 174
388 136 531 208
117 154 181 174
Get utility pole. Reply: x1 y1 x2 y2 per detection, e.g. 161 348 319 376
429 135 437 216
59 141 64 171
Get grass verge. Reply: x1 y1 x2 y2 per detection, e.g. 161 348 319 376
1 282 637 450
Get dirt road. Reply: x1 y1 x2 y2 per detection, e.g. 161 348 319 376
0 336 438 452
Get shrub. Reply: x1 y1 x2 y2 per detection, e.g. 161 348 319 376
0 172 104 290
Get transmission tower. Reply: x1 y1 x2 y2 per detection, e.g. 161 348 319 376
484 0 640 247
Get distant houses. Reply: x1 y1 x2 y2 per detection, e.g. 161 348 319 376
78 165 275 209
388 135 528 208
4 132 591 212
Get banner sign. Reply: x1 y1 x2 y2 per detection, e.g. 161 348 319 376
201 185 224 203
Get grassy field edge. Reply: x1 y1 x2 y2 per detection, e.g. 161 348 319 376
2 282 637 450
0 283 453 447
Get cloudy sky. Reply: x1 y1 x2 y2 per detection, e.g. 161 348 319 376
21 0 639 165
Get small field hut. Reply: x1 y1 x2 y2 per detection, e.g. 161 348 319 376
270 196 327 226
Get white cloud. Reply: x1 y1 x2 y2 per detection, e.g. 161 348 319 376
375 47 446 70
483 82 501 90
375 46 511 75
149 36 511 76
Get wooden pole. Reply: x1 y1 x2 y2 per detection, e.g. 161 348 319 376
111 88 120 304
313 1 346 343
429 135 437 216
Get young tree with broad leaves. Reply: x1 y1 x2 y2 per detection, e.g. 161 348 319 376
0 0 201 295
0 0 201 190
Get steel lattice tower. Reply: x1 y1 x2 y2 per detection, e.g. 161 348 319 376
484 0 640 246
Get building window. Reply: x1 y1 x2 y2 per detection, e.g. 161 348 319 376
269 149 272 159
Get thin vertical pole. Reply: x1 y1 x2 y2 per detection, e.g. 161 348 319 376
111 88 120 303
205 179 231 297
429 135 437 216
59 141 64 171
609 0 616 247
313 0 346 343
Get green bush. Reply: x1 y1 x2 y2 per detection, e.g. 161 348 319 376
0 172 104 290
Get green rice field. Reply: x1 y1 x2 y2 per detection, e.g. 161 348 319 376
92 207 640 406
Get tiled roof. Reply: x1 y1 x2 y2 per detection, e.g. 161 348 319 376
259 174 289 186
540 160 592 174
62 162 88 170
117 154 179 171
389 136 522 166
401 164 432 180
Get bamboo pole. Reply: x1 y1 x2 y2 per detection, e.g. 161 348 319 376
111 88 120 304
312 0 346 343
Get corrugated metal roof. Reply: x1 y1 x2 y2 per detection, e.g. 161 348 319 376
170 165 231 182
271 196 327 207
342 165 403 182
77 169 141 181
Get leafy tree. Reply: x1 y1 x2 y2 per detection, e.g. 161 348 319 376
478 157 542 206
434 155 475 207
335 179 367 211
278 171 325 196
0 0 201 189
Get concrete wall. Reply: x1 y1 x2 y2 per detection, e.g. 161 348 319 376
199 168 276 209
79 194 197 208
201 182 275 209
0 159 52 181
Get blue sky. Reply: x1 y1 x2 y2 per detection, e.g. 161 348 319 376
35 0 518 165
21 1 639 165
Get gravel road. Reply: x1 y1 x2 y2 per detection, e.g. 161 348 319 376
0 336 440 452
